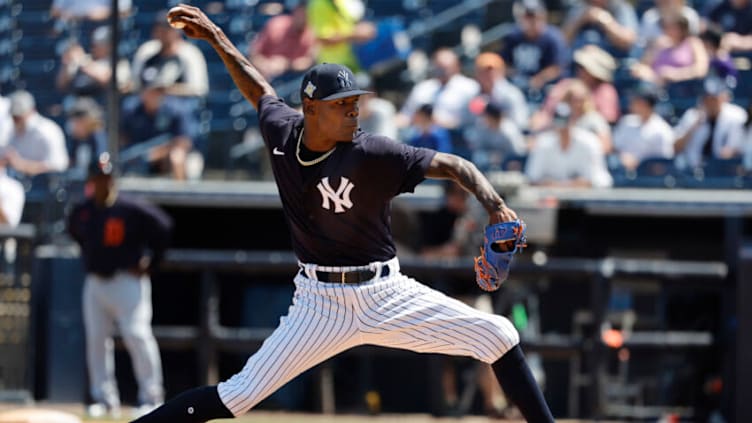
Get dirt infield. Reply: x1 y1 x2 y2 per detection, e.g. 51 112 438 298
0 405 607 423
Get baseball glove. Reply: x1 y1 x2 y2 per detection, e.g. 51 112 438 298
473 219 527 291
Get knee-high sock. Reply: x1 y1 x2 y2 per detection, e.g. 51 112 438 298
492 345 555 423
130 385 234 423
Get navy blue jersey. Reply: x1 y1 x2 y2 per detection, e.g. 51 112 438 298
258 95 436 265
67 195 173 275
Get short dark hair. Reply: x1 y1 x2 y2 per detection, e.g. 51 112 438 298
416 103 434 117
700 26 723 48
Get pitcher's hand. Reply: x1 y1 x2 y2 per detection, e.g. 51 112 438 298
167 4 221 41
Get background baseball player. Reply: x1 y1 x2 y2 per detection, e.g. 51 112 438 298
132 4 554 422
67 153 173 418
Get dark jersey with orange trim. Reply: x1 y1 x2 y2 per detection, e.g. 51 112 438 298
67 195 173 276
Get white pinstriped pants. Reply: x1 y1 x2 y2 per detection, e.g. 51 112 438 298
217 258 520 416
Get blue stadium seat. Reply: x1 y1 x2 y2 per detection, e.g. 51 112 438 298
501 154 528 172
615 158 682 188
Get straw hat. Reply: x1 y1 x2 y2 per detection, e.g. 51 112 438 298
573 45 616 82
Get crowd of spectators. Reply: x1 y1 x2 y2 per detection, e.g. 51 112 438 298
0 0 751 231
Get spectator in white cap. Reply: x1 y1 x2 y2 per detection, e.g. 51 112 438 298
530 45 620 132
5 90 69 176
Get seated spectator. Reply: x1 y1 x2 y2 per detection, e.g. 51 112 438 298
561 79 612 153
468 52 528 130
4 91 69 176
406 104 453 153
56 26 132 105
525 106 613 188
463 101 526 172
700 27 738 81
0 163 24 228
743 102 752 169
0 94 10 147
356 74 397 140
673 77 747 168
120 80 197 180
530 45 619 129
639 0 700 50
630 13 709 87
131 11 208 99
612 85 675 170
562 0 638 58
501 0 568 96
248 2 316 82
307 0 375 72
51 0 131 23
65 97 107 177
704 0 752 53
397 48 479 129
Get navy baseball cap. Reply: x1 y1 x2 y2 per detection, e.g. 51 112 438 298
630 83 661 106
88 152 115 178
300 63 372 101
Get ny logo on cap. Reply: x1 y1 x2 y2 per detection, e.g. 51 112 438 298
337 70 352 89
304 81 317 98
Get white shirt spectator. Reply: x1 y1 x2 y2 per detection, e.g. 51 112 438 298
525 127 613 187
0 169 25 227
613 113 675 162
359 97 397 140
52 0 131 19
673 103 747 168
488 78 528 130
9 113 69 173
131 39 209 97
743 124 752 170
0 96 10 147
400 74 479 128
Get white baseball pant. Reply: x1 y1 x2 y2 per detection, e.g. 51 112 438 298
217 258 519 416
83 272 164 406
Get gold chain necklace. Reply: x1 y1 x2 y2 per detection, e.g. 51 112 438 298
295 128 336 166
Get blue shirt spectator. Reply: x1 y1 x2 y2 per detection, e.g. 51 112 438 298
501 0 569 93
66 97 108 176
407 104 453 153
120 81 197 179
705 0 752 35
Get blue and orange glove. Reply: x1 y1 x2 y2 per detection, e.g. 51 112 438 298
473 219 527 291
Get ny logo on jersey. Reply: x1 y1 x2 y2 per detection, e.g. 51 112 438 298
317 176 354 213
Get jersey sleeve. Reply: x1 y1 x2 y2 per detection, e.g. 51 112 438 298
365 136 436 196
135 198 173 271
258 95 302 148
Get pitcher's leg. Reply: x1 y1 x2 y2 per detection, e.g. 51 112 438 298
361 277 553 422
493 345 555 422
132 283 359 422
218 287 359 415
83 277 119 408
